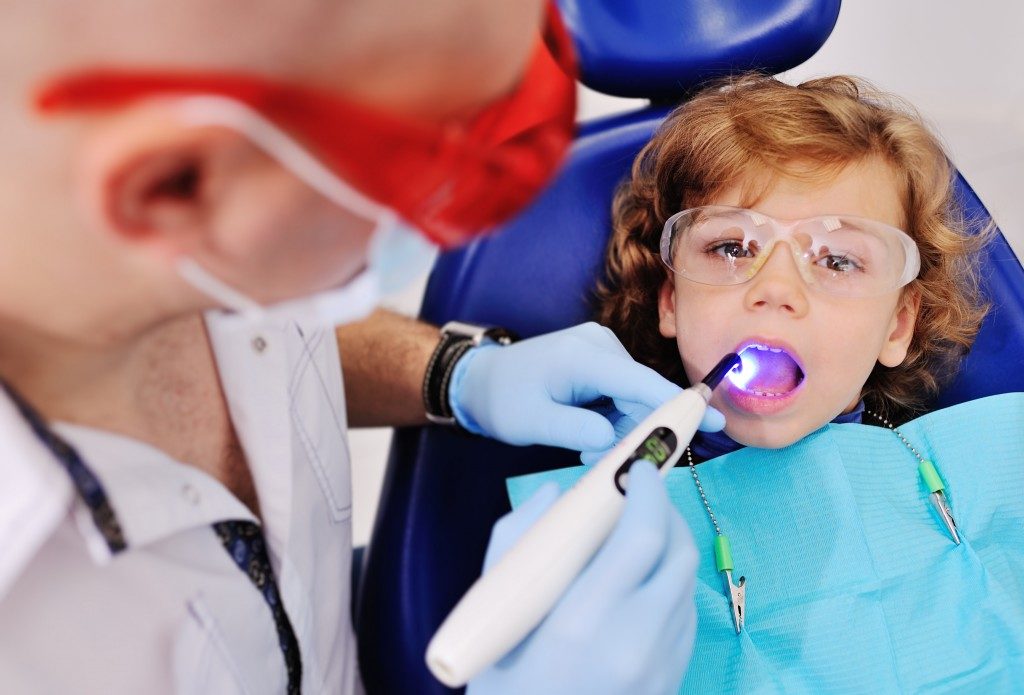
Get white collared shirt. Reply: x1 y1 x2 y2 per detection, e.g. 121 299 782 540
0 315 360 694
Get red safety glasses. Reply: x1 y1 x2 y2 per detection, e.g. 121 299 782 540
33 3 577 249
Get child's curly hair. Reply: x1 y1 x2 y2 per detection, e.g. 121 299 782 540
595 73 991 419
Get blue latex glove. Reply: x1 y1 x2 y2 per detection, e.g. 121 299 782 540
468 460 698 695
449 322 724 451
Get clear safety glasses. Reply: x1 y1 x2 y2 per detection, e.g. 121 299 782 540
660 205 921 297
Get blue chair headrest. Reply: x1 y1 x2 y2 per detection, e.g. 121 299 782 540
559 0 841 99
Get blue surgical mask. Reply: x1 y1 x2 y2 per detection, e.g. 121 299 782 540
369 218 438 296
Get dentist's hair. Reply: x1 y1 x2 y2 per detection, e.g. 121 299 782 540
596 72 990 418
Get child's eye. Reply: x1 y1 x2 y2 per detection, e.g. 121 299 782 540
816 254 862 273
707 241 753 259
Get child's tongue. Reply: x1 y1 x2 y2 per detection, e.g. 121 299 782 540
743 349 802 395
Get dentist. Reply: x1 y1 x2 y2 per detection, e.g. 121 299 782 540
0 1 711 692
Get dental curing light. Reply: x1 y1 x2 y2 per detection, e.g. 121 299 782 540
728 348 760 391
425 353 742 687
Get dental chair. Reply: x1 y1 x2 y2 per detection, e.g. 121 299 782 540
354 2 1024 692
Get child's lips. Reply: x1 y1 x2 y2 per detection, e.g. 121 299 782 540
725 378 804 415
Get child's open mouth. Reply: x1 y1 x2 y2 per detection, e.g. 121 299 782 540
725 342 805 413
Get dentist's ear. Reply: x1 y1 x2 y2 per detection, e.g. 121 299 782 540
878 287 922 367
75 107 250 261
658 278 677 338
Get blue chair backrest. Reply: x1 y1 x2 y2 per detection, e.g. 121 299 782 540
355 1 1024 692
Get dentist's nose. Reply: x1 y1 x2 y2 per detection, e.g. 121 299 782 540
743 243 810 317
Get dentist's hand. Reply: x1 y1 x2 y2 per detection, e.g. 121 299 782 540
467 460 698 695
449 322 724 451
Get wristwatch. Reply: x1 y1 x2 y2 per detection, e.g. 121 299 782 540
422 321 517 426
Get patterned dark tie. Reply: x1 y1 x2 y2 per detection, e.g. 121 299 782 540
3 380 302 693
212 520 303 694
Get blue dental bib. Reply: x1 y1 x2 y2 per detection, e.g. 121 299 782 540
506 393 1024 693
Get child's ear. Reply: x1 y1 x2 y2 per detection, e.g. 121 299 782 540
657 277 677 338
878 288 921 367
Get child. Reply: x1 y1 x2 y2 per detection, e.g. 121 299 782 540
508 73 1024 693
598 72 987 444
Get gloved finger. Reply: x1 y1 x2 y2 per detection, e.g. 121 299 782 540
643 508 699 593
562 352 682 410
577 408 642 464
568 322 633 357
607 398 654 424
634 508 699 639
591 402 647 447
579 447 609 466
482 482 560 571
525 401 617 451
700 405 726 432
571 460 672 603
594 506 696 682
667 583 699 669
654 576 699 693
645 610 697 695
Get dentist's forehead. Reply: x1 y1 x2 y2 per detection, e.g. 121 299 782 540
8 0 544 122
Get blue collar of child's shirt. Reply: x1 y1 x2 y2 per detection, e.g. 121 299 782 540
690 400 866 461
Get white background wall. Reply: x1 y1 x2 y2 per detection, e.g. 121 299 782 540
349 1 1024 545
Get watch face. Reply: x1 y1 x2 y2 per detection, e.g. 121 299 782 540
441 321 518 345
442 320 488 340
484 328 517 346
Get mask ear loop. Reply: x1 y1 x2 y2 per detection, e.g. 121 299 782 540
176 257 265 318
172 95 399 231
166 96 401 317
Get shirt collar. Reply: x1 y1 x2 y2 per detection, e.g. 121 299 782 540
0 389 75 600
51 422 257 553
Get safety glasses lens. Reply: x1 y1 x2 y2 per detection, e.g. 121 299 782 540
661 207 919 296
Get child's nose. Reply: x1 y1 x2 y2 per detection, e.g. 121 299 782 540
742 242 810 317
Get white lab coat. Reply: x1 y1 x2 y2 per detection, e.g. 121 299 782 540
0 314 361 694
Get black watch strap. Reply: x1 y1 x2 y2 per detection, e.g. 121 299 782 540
422 321 517 426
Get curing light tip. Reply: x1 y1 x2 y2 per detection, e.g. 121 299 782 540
701 353 742 390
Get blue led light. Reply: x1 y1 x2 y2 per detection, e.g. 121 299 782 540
726 348 759 390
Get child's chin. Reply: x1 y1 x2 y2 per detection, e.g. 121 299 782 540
725 423 811 450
